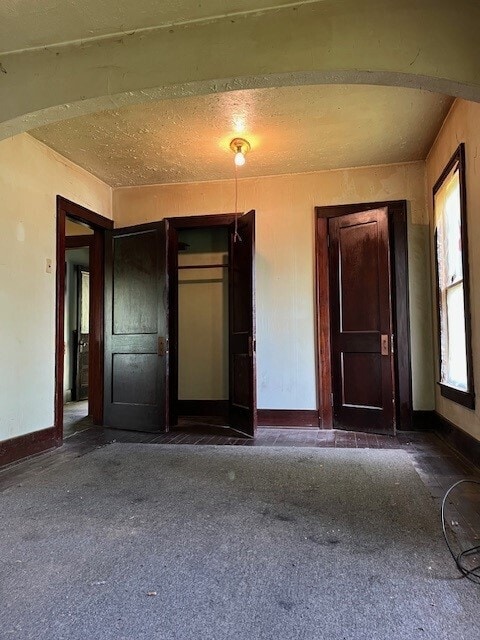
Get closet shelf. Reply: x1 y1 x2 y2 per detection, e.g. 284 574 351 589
178 263 228 270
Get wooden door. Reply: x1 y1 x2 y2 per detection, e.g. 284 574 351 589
104 223 169 432
228 211 257 437
328 208 395 435
75 266 89 401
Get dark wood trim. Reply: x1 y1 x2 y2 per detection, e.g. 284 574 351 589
432 143 475 410
177 400 229 417
58 196 113 230
315 200 412 430
0 427 60 468
167 219 179 427
56 196 110 441
389 201 413 429
316 200 407 219
55 207 66 440
112 220 164 234
437 383 475 409
258 410 319 428
315 217 332 429
409 410 480 467
412 410 437 431
167 213 238 229
89 229 105 424
65 235 94 249
434 411 480 470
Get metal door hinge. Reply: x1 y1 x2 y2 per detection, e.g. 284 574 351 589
158 337 167 357
331 392 334 407
391 334 395 355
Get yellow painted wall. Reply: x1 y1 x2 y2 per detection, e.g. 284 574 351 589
426 100 480 440
114 161 434 412
0 133 112 442
0 134 437 441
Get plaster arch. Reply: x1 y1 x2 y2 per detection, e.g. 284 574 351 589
1 0 480 139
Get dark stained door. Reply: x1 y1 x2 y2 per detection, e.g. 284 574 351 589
328 208 395 435
228 210 257 437
75 266 90 401
104 223 169 432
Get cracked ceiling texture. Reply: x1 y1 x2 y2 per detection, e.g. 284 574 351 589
30 84 452 187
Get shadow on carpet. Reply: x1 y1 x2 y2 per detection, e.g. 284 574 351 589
1 445 477 639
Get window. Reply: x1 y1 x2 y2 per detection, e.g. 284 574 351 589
433 143 474 408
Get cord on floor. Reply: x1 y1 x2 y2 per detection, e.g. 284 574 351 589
441 479 480 584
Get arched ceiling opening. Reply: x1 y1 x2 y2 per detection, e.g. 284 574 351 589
1 0 479 140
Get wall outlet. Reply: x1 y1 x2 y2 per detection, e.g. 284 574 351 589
45 258 52 274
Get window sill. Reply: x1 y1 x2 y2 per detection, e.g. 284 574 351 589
438 383 475 409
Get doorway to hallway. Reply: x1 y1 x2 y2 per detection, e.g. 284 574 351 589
63 227 92 437
55 196 113 440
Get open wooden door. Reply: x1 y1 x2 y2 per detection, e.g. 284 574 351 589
104 222 169 432
228 210 257 437
328 207 395 435
74 266 90 401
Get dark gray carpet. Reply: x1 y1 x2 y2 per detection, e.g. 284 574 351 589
0 445 477 639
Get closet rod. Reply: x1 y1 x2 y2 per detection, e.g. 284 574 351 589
178 263 228 270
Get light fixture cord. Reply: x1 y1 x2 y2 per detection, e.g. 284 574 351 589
233 162 242 243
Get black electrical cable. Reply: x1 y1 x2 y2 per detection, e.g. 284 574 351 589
441 478 480 584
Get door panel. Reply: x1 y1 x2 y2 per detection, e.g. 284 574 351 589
113 233 158 334
104 223 168 432
329 208 395 435
228 211 257 437
339 222 380 331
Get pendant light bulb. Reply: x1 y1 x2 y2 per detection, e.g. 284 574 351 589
230 137 251 168
235 149 246 167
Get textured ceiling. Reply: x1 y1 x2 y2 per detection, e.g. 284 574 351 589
30 85 453 187
0 0 318 53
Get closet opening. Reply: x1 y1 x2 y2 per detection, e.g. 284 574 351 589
176 226 231 433
167 212 257 438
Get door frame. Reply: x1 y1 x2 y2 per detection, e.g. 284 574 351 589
55 196 113 439
315 200 412 430
165 213 240 428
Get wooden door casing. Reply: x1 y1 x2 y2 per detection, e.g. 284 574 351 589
328 207 396 435
56 197 112 440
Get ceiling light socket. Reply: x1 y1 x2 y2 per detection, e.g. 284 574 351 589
229 138 251 155
230 137 251 166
